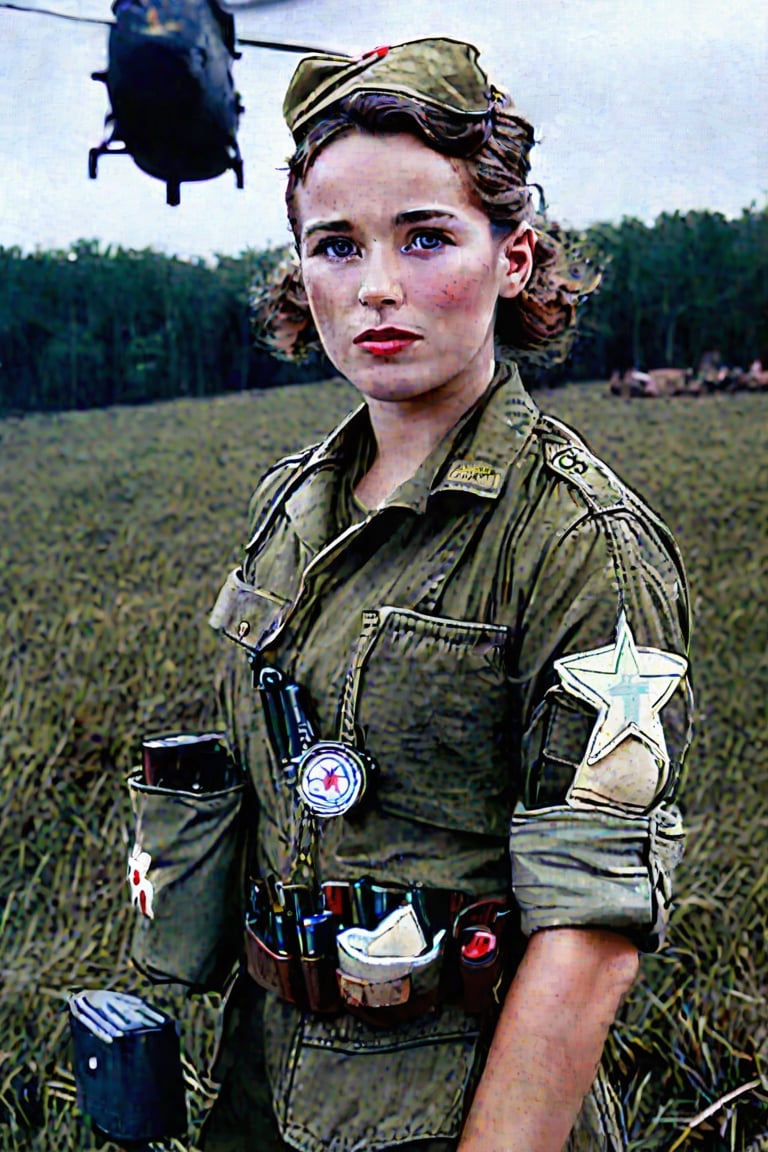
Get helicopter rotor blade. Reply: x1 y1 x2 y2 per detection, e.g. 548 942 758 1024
221 0 342 52
0 1 341 54
0 2 109 25
220 0 306 9
237 34 341 53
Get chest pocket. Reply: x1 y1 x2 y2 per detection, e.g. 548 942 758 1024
348 607 513 838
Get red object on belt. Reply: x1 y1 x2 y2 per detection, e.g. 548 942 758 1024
461 928 497 963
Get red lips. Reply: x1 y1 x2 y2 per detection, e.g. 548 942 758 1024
353 327 423 357
353 327 422 344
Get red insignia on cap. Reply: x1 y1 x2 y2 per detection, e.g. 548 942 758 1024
358 45 390 62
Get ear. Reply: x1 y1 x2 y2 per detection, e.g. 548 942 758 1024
497 223 536 299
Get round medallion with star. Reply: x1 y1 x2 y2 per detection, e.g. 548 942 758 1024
296 742 367 817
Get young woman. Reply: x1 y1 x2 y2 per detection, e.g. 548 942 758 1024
202 37 693 1152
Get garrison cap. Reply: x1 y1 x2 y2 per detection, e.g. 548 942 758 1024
283 37 503 143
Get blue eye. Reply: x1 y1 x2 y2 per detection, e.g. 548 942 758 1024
314 236 359 260
403 231 448 253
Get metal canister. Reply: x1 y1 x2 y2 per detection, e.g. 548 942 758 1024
68 989 187 1143
141 731 233 791
458 927 502 1015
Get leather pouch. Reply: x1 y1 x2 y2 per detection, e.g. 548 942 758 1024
300 955 341 1014
453 897 516 1015
457 949 504 1015
244 921 306 1007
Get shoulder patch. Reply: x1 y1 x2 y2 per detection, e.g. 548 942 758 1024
543 423 627 511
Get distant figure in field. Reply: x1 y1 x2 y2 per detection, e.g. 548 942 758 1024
745 358 768 390
609 367 695 397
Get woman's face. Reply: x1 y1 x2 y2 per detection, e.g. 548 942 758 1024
293 131 533 407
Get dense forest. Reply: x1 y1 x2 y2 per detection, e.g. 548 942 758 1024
575 207 768 380
1 205 766 413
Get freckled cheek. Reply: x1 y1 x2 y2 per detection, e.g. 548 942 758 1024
417 265 492 313
437 283 479 310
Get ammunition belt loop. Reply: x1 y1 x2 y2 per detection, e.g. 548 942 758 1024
244 879 513 1022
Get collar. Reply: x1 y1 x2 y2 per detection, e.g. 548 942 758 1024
284 359 539 554
428 358 539 502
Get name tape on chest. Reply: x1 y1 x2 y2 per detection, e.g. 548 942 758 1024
439 460 503 497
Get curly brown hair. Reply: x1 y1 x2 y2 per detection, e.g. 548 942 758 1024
251 91 600 368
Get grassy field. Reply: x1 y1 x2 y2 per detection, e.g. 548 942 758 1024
0 378 766 1150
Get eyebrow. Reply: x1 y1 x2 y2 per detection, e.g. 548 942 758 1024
394 209 458 225
302 209 458 241
302 219 354 240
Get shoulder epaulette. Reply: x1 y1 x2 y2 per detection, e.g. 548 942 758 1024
538 414 691 630
540 415 629 513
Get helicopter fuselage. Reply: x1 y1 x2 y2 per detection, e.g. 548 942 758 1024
90 0 244 205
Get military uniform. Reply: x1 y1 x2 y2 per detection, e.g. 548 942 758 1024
201 359 692 1151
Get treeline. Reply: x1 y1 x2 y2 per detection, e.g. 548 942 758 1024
0 241 323 414
571 206 768 380
1 206 766 414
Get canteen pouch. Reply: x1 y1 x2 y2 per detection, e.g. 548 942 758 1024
128 771 245 991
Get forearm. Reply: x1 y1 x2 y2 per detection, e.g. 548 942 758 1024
458 927 638 1152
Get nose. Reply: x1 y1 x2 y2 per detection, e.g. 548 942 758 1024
357 243 403 309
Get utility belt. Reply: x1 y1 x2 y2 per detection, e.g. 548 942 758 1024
244 875 514 1024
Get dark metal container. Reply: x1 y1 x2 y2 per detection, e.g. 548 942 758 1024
141 731 234 791
68 989 187 1143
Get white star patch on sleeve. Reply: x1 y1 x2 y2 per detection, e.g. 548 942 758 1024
554 611 688 774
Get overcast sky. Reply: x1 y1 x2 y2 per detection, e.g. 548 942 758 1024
1 0 766 261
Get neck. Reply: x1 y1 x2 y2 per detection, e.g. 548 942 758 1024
354 352 496 509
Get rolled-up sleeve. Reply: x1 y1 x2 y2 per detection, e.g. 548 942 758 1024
509 801 685 951
508 484 693 952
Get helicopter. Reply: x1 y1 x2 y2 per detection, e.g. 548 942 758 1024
87 0 332 206
89 0 246 206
